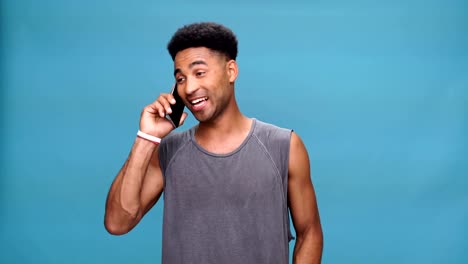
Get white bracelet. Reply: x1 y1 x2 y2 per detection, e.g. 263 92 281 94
137 130 162 144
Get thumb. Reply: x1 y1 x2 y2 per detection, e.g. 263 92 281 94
178 112 189 126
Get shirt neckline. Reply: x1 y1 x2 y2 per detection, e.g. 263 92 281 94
189 118 257 158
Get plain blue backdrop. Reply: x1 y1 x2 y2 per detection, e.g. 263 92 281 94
1 0 467 263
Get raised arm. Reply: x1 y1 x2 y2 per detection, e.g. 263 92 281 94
104 92 187 235
288 132 323 263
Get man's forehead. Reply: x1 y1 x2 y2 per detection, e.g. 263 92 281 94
175 47 213 61
173 48 217 76
173 47 226 71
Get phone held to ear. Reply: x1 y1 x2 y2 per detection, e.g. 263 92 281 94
166 84 185 128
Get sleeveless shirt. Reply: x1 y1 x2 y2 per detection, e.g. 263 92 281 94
158 119 293 264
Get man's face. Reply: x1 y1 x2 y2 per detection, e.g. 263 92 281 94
173 47 237 123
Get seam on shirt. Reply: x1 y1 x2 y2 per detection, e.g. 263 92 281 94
251 133 286 204
252 131 294 254
161 133 192 186
164 141 190 173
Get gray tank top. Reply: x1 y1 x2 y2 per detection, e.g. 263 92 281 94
158 119 293 264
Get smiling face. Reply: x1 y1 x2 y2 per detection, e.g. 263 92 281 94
173 47 238 124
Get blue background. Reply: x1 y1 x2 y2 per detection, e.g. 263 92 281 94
1 0 467 263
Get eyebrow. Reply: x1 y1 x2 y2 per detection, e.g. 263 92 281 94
173 60 208 76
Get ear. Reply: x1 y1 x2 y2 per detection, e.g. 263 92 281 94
226 60 238 83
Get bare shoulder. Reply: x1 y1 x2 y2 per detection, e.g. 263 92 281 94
289 131 310 172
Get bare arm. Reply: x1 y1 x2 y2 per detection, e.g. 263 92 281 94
288 132 323 263
104 138 163 235
104 92 187 235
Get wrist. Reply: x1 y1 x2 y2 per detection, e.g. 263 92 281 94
137 130 161 145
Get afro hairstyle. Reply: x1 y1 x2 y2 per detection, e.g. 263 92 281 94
167 22 238 61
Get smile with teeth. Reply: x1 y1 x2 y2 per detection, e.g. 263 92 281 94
191 97 208 106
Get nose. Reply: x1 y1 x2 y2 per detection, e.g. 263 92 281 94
183 77 199 95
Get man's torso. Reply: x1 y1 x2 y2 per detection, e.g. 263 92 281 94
158 119 292 264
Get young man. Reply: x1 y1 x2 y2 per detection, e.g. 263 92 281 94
105 22 323 264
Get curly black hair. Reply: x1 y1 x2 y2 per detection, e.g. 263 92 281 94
167 22 238 61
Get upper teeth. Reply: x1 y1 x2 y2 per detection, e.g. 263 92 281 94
191 97 207 104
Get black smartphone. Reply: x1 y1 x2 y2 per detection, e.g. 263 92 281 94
166 84 185 128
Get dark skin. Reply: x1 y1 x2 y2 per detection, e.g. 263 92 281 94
104 47 323 263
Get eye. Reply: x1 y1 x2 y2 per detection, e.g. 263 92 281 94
176 76 185 84
195 71 205 77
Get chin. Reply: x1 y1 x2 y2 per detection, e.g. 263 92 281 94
192 113 208 123
193 112 216 123
194 116 211 123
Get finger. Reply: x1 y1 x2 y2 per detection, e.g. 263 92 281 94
179 112 189 126
158 94 174 114
166 93 177 105
159 93 176 104
151 100 166 118
144 104 158 115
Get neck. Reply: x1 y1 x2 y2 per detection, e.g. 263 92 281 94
197 103 250 138
193 93 254 154
195 107 253 154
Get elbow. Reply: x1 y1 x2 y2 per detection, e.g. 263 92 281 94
104 212 135 236
297 223 323 245
293 225 324 263
104 200 140 235
104 221 129 236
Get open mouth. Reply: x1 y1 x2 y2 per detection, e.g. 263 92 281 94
190 97 208 107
